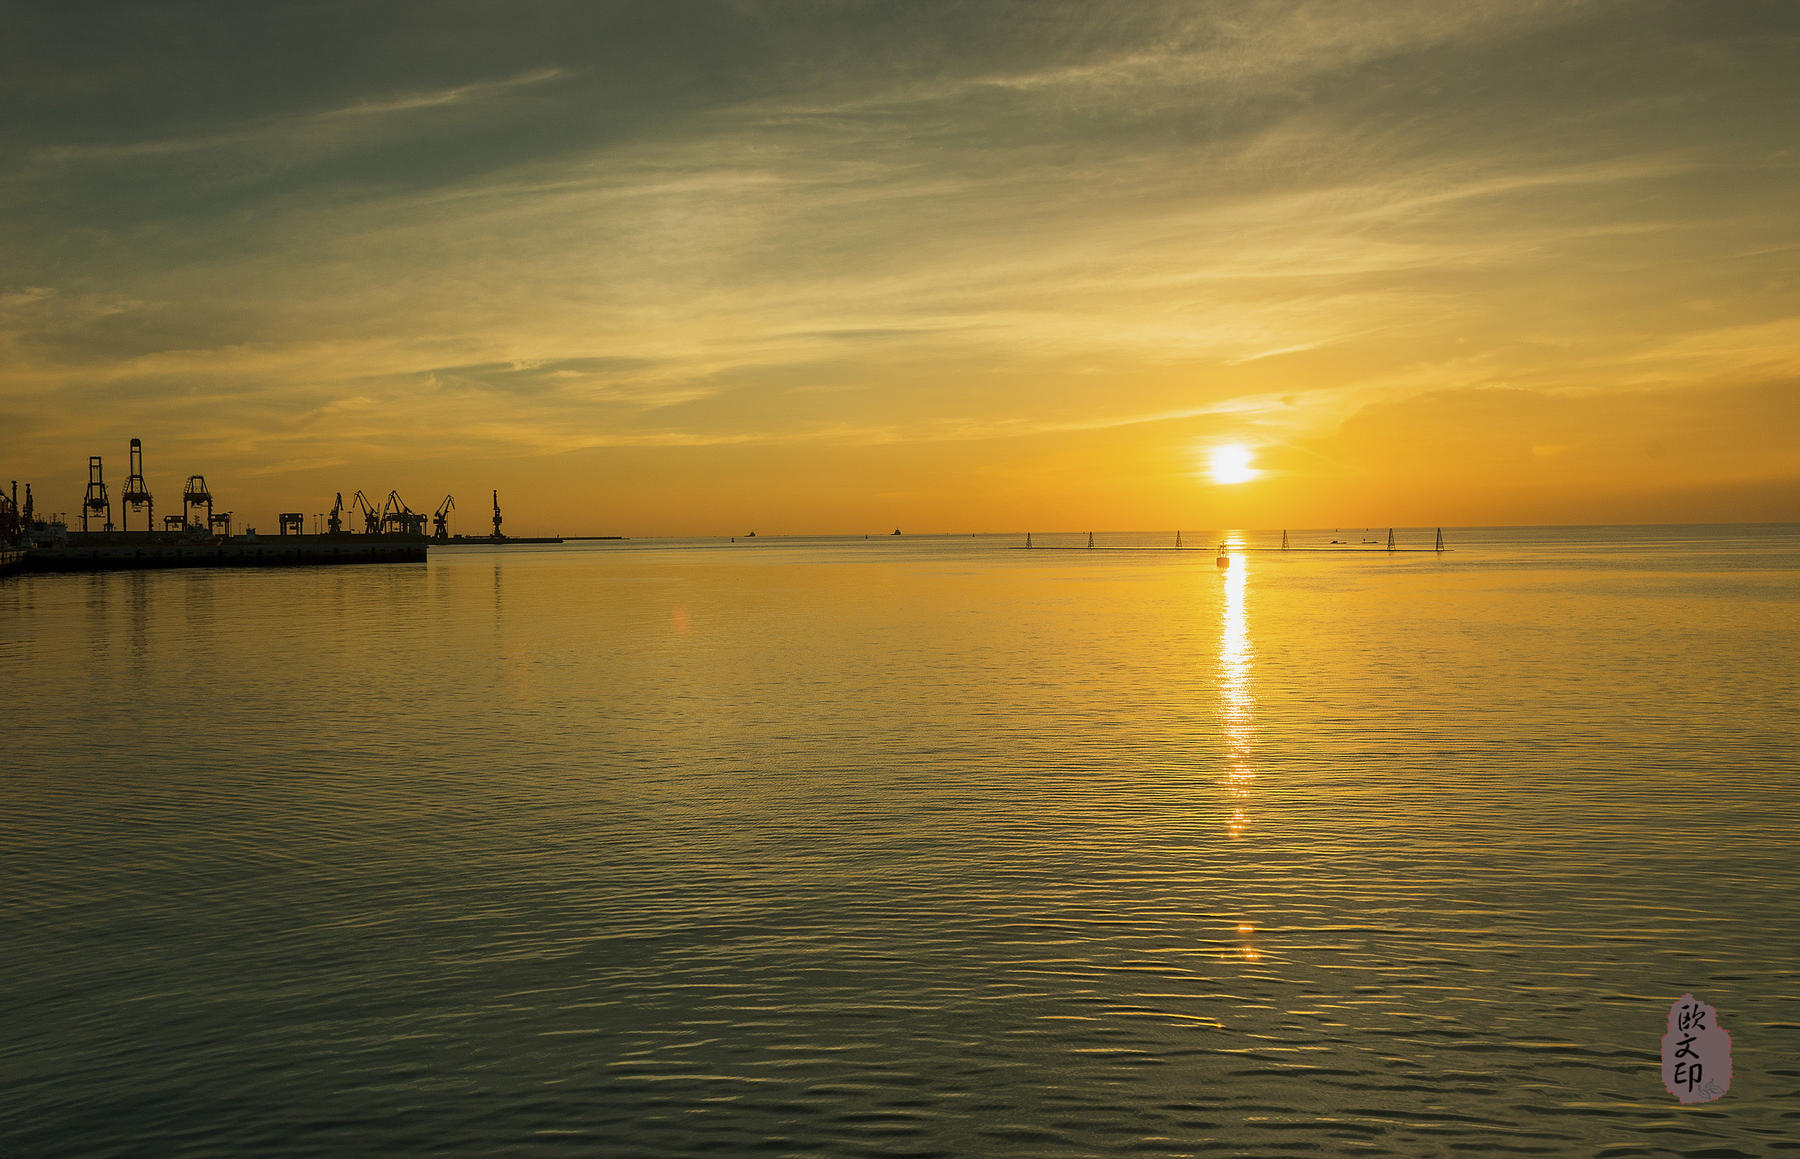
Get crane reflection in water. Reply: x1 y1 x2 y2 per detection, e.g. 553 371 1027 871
1217 534 1259 962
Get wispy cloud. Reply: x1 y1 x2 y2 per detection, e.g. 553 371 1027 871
20 66 571 170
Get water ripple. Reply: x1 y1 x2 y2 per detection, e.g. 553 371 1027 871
3 528 1797 1155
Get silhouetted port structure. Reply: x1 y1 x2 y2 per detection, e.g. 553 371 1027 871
0 436 573 573
351 490 380 534
121 438 153 530
82 456 112 532
380 491 427 536
426 489 562 545
0 482 29 575
0 482 28 540
183 475 213 530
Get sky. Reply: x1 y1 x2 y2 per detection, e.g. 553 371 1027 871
3 0 1798 535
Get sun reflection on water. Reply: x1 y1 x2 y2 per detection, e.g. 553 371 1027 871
1218 534 1259 962
1220 536 1254 818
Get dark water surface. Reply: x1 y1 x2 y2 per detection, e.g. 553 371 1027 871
4 526 1798 1157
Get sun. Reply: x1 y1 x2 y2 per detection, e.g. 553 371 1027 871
1208 444 1260 485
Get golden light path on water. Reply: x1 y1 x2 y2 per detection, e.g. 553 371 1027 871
1217 534 1258 962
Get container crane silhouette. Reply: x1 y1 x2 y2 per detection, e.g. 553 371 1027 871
121 438 153 531
433 495 455 540
182 476 212 531
82 456 113 532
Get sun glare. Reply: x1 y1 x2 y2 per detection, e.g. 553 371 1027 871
1209 444 1259 485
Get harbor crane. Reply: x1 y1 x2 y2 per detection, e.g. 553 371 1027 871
491 490 503 539
182 475 213 531
83 456 114 532
121 438 154 531
327 492 345 534
433 494 455 540
350 490 380 534
380 490 426 536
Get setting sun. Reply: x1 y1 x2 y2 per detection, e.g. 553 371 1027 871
1209 444 1259 486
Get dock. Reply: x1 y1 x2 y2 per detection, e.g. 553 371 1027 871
18 531 428 573
2 439 598 576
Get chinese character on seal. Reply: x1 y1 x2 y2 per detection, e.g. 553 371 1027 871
1661 993 1730 1103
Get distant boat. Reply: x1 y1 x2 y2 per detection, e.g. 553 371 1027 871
746 531 756 538
892 529 901 535
1216 543 1230 568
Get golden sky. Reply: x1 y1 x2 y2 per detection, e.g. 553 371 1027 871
3 1 1798 534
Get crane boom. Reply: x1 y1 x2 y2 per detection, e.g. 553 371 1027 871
350 489 379 534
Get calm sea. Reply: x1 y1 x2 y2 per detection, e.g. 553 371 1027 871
4 525 1797 1157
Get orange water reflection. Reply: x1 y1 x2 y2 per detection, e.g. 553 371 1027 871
1219 534 1258 961
1220 535 1254 819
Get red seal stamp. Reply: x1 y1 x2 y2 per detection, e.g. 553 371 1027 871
1661 994 1730 1103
